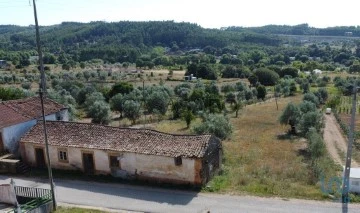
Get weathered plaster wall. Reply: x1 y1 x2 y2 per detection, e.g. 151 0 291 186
3 119 36 154
350 178 360 193
2 110 68 154
21 144 197 184
119 152 196 183
21 144 111 174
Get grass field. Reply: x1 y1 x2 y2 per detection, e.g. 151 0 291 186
154 95 340 199
210 96 341 199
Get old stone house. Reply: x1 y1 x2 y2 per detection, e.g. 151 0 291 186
20 121 222 185
0 97 68 154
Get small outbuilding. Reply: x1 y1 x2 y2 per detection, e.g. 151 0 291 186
313 69 322 75
0 60 6 69
349 167 360 193
20 121 222 186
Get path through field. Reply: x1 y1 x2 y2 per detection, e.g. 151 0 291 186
323 114 359 167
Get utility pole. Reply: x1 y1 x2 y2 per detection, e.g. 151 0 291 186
32 0 56 210
342 82 357 213
274 86 278 111
143 80 146 128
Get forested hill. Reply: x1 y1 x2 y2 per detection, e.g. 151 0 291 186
1 21 359 64
225 23 360 37
0 21 281 52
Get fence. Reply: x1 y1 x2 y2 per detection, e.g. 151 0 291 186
14 186 50 199
6 186 52 213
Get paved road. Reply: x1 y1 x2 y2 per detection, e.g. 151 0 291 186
1 176 360 213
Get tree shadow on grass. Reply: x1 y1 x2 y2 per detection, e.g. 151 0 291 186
277 132 301 141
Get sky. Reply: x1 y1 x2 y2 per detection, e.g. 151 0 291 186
0 0 359 29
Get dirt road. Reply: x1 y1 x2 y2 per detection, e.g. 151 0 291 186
323 114 359 167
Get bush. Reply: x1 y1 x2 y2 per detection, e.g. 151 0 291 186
307 128 325 159
108 82 134 98
145 90 170 115
256 85 267 100
279 67 298 78
303 92 320 107
84 92 105 112
87 101 111 124
186 63 218 80
123 100 141 124
298 111 323 136
254 68 279 86
21 82 32 90
0 87 26 101
193 114 232 140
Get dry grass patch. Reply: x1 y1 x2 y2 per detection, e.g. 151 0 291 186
154 118 202 134
206 96 334 199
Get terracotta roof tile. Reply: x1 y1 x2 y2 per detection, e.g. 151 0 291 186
0 97 66 128
21 121 220 158
0 104 29 129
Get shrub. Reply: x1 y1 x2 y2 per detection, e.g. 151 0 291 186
193 114 232 140
254 68 280 86
87 101 111 124
307 128 325 159
123 100 141 124
21 82 32 90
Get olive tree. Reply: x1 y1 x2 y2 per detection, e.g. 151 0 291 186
145 90 170 115
306 128 325 159
193 114 232 140
123 100 141 124
298 111 323 136
279 103 300 134
110 93 125 118
87 101 111 124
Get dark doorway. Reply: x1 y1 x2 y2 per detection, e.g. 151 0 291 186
0 132 3 152
82 153 95 174
35 148 46 168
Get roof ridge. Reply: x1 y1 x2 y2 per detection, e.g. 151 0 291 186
45 120 212 137
22 120 220 158
0 102 32 119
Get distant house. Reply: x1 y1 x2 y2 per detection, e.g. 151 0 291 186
345 32 353 36
184 74 197 81
349 167 360 193
0 97 68 154
0 60 6 69
313 69 322 75
20 121 222 185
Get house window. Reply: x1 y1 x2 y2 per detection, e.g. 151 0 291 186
56 112 63 121
58 149 68 162
352 180 360 186
109 155 120 168
174 156 182 166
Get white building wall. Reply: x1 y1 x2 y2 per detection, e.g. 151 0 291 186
2 120 36 154
121 152 196 183
2 110 68 154
21 144 196 183
21 143 36 166
350 178 360 193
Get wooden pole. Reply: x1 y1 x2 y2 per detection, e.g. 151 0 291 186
32 0 56 210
